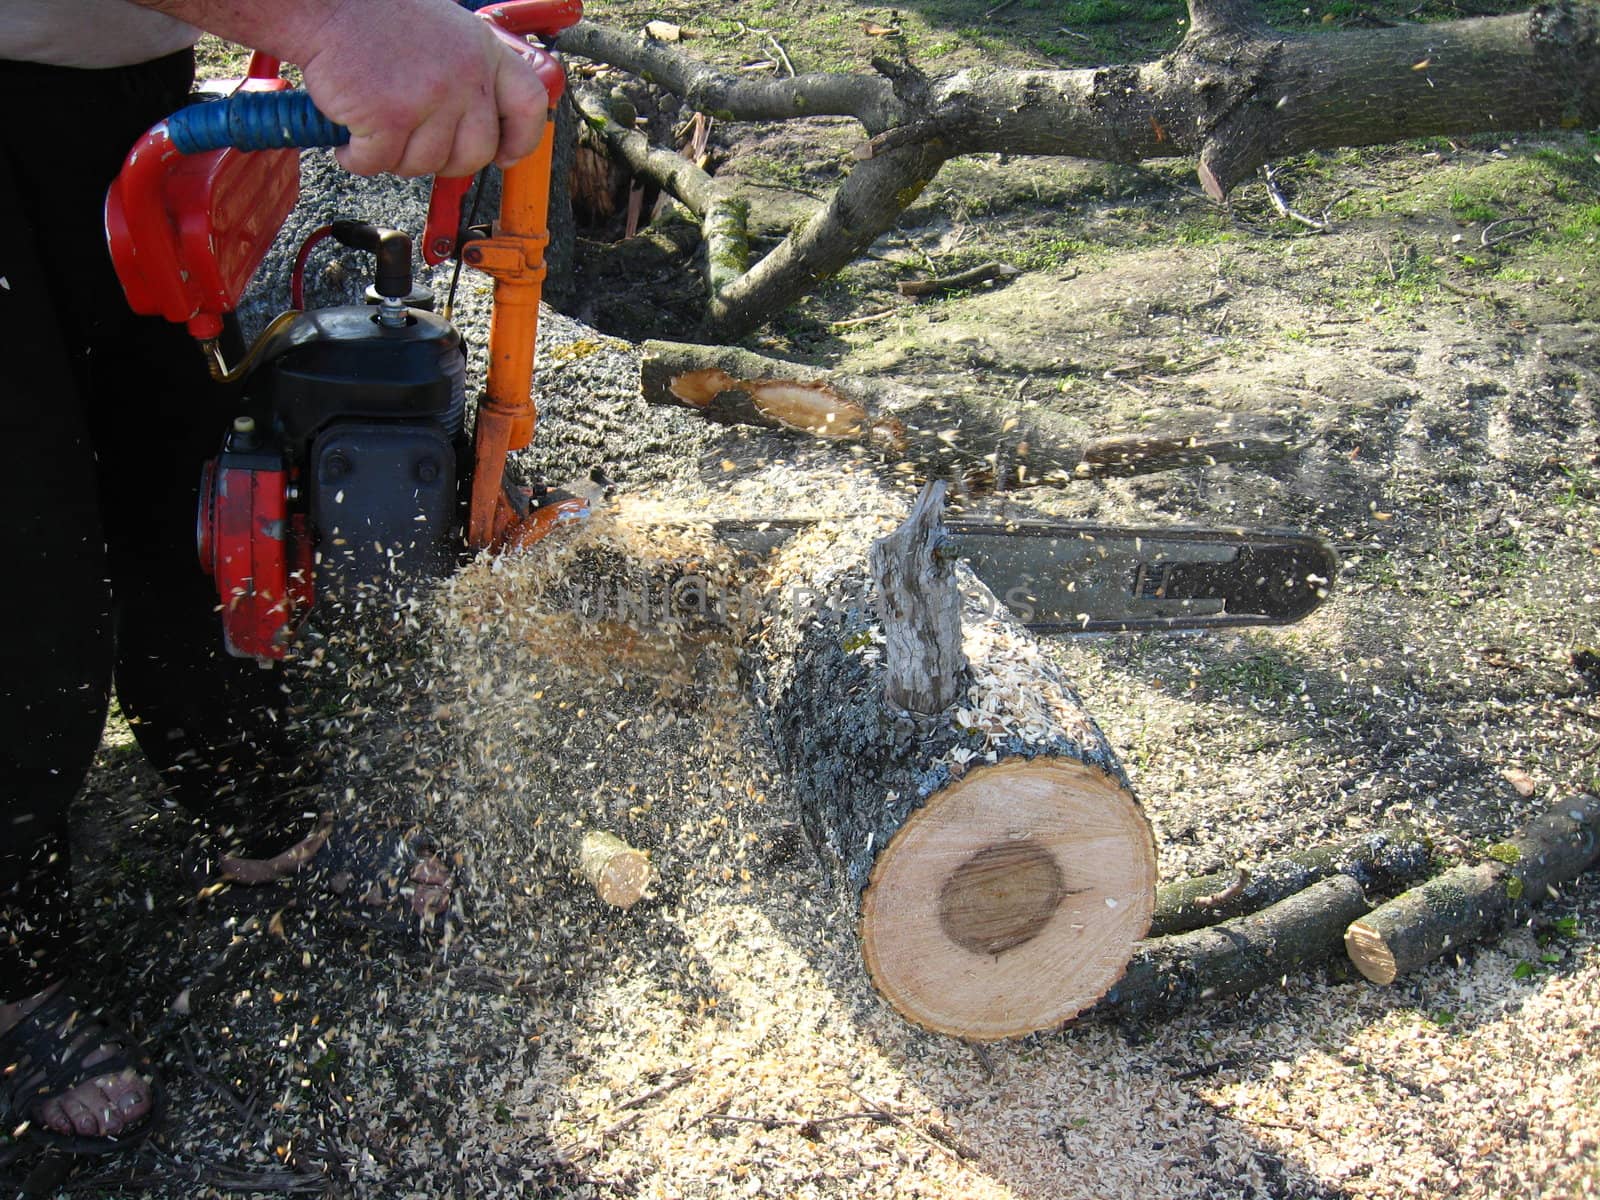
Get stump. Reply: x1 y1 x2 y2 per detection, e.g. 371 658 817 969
752 485 1157 1039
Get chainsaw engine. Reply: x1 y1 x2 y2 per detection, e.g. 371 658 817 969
108 2 587 661
195 225 469 659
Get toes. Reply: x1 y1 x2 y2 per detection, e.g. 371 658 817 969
35 1068 150 1138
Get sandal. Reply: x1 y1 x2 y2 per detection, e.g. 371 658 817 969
0 984 163 1163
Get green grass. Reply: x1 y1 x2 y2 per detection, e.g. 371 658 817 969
1559 204 1600 242
1449 189 1500 224
1198 653 1298 701
1005 233 1092 271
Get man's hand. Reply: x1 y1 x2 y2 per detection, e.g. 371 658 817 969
299 0 547 177
134 0 548 177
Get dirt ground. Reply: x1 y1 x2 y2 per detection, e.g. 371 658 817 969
12 2 1600 1198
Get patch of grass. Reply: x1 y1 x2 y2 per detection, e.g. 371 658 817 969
1175 217 1233 245
1448 189 1499 224
1485 532 1526 576
733 154 808 190
1198 653 1298 701
1005 233 1091 271
1559 204 1600 243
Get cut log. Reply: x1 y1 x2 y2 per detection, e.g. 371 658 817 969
1099 874 1371 1019
752 494 1156 1040
1345 794 1600 985
639 338 1292 491
577 830 652 909
1152 825 1433 938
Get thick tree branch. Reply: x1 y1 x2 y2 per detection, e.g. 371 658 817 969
571 88 750 299
706 140 948 340
565 5 1600 336
639 339 1296 488
555 21 904 132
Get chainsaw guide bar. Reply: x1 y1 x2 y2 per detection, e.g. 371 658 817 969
692 518 1338 634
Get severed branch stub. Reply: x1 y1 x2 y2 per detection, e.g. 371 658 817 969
870 481 967 716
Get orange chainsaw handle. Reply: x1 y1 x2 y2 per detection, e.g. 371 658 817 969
422 0 581 265
458 0 585 551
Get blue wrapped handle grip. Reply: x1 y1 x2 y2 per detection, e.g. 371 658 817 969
167 91 349 154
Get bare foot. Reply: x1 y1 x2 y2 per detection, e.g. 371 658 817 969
217 811 334 884
218 813 455 923
0 984 154 1140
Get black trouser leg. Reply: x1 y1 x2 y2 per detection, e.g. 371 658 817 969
11 52 312 844
0 132 112 1004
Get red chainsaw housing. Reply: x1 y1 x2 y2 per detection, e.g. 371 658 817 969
197 454 315 660
105 60 299 340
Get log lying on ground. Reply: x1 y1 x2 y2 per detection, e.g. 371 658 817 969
640 338 1292 491
1098 874 1371 1019
1152 825 1433 938
751 485 1157 1039
577 829 652 910
1346 794 1600 985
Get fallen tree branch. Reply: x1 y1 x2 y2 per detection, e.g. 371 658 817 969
1346 793 1600 984
1152 825 1433 937
558 5 1600 336
897 262 1021 297
571 87 750 300
555 21 902 129
639 338 1295 489
1098 874 1372 1018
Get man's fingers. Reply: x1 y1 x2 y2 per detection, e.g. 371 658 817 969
434 103 502 181
490 53 548 167
335 128 410 178
394 113 466 181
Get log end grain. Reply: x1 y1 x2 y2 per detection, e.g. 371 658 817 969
1344 917 1399 985
579 830 652 910
859 759 1156 1041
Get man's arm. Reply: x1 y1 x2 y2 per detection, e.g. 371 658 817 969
128 0 546 177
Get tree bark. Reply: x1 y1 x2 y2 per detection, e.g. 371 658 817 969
751 505 1157 1039
1151 825 1433 937
870 482 967 715
1098 874 1371 1018
557 4 1600 338
1345 793 1600 984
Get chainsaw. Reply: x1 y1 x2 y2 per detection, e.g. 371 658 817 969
104 0 1337 662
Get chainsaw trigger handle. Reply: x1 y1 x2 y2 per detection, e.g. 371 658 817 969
424 175 475 266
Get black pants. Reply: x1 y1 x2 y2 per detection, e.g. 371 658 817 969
0 51 303 1003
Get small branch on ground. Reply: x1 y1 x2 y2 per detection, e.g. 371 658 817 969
897 262 1021 297
1098 874 1372 1019
1151 824 1433 937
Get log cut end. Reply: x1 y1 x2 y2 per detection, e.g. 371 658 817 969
1344 918 1399 985
859 759 1156 1040
579 830 652 910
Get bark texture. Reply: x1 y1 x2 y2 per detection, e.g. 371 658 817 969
750 508 1156 1038
869 482 967 716
1100 874 1372 1018
1345 793 1600 984
1151 825 1433 937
